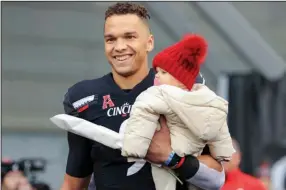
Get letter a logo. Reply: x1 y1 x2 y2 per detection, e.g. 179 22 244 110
102 95 115 109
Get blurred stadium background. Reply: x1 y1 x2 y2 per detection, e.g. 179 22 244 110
1 2 286 189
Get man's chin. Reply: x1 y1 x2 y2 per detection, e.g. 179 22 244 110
114 68 136 77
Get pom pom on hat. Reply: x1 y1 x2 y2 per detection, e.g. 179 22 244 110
181 34 208 66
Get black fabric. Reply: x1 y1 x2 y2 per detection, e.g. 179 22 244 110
227 72 286 175
175 155 200 180
66 132 94 177
63 69 206 190
64 70 156 190
201 145 210 155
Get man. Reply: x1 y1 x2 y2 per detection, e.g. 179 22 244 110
221 139 266 190
61 2 224 190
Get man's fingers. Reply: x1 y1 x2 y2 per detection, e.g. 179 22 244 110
159 116 169 132
159 115 166 123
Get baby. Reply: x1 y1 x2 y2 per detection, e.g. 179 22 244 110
121 34 235 190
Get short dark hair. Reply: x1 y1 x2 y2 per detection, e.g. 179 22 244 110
105 2 150 21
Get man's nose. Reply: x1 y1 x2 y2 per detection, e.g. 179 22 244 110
114 39 127 52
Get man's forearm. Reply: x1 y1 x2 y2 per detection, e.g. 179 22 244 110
175 155 225 190
61 174 91 190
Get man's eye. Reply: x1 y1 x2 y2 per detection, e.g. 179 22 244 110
126 36 135 39
106 38 115 43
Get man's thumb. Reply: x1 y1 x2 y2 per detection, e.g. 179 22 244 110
159 116 168 131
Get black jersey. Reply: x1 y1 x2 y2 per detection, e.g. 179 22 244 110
63 69 206 190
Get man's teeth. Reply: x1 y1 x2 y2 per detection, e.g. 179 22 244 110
115 55 131 61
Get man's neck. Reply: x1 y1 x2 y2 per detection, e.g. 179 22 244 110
112 66 149 90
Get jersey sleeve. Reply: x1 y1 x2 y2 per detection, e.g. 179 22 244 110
63 91 79 116
63 90 93 177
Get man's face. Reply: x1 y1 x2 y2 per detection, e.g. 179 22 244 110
104 14 154 77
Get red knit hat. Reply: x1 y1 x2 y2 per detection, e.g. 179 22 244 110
153 33 208 90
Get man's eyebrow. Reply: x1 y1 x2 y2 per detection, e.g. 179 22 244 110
104 34 114 38
104 32 138 38
124 31 138 35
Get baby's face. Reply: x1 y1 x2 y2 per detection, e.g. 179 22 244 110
155 67 185 89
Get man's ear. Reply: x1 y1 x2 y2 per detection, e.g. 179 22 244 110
147 34 154 52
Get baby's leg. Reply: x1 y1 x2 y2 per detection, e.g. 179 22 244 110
151 165 176 190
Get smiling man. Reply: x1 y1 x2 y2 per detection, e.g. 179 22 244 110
60 3 224 190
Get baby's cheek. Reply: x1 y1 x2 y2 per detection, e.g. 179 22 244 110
154 78 161 86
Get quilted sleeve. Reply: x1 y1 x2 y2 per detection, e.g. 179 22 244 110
208 120 235 161
121 86 171 158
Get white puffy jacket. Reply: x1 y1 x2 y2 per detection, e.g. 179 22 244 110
122 83 234 159
121 84 234 190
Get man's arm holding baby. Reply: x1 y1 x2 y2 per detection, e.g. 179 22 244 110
146 117 225 190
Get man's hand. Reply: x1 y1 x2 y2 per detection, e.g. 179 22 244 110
145 116 172 164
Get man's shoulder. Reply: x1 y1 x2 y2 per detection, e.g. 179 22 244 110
67 74 110 97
